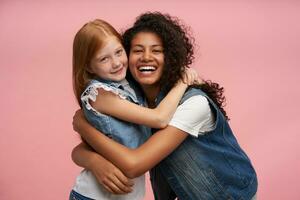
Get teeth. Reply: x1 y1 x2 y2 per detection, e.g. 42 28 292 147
138 66 156 71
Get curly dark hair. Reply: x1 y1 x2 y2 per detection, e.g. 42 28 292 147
123 12 229 120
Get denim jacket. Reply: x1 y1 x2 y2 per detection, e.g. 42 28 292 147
72 78 151 200
150 88 258 200
81 78 151 148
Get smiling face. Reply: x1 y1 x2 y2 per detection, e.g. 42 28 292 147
89 36 128 82
128 32 164 88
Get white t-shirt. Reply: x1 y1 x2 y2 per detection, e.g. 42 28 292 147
73 167 145 200
169 95 215 137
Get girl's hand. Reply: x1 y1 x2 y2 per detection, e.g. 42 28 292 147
89 154 134 194
182 68 203 86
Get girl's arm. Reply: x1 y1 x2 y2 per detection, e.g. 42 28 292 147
92 68 199 129
92 81 187 129
72 142 134 194
73 110 188 178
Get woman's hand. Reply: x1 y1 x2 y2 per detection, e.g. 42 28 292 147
89 153 134 194
72 111 134 194
182 67 203 85
72 142 134 194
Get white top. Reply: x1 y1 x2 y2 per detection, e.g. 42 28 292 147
73 170 145 200
169 95 215 137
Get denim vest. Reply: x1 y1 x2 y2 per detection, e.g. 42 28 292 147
81 78 151 148
73 79 151 200
151 88 258 200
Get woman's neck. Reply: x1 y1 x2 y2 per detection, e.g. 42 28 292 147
141 85 160 108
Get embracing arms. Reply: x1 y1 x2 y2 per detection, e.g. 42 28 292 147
72 142 135 194
73 111 188 178
93 81 186 128
91 68 199 129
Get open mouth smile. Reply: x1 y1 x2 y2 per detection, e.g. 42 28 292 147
138 66 157 73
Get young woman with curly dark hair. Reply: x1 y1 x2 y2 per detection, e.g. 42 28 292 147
71 12 257 200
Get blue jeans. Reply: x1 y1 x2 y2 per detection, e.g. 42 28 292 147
69 190 94 200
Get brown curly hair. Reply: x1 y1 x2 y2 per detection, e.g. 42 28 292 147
123 12 229 120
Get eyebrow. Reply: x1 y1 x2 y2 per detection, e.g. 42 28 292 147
115 46 123 51
132 44 163 48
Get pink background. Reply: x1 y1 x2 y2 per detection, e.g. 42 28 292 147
1 0 299 199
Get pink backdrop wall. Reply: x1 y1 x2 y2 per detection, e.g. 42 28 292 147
1 0 299 199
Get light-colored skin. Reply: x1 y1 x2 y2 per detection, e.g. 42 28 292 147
95 81 187 129
89 36 128 82
72 32 200 194
88 35 194 129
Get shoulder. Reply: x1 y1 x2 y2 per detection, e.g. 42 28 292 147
82 80 127 101
80 80 127 111
177 95 211 116
169 95 214 137
183 94 208 104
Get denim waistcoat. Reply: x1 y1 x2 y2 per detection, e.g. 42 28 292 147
81 78 151 148
151 88 258 200
74 79 151 199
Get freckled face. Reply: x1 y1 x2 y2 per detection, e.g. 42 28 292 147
89 36 128 82
128 32 164 87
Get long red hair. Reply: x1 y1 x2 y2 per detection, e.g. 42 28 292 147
72 19 122 106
